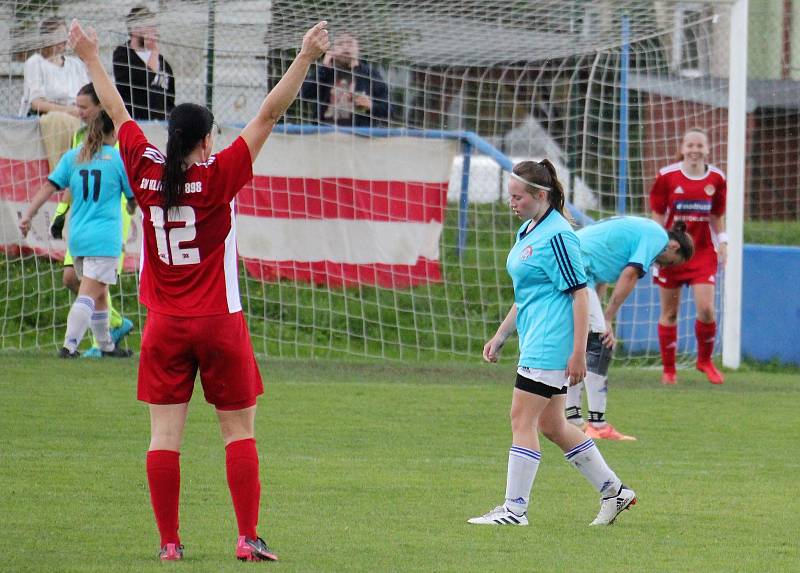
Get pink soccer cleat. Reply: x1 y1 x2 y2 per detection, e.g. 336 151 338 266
585 423 637 441
661 371 677 385
236 536 278 562
158 543 184 561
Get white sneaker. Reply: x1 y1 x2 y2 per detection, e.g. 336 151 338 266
468 505 528 526
590 487 637 526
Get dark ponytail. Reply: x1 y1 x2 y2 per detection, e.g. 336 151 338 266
76 83 114 164
162 103 214 215
668 221 694 262
512 159 570 221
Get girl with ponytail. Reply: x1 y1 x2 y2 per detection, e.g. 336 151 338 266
469 159 637 528
69 18 330 562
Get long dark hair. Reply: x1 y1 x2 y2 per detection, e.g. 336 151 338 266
76 83 114 164
512 159 569 219
668 221 694 261
161 103 214 215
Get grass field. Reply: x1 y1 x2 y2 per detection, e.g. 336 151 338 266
1 354 797 572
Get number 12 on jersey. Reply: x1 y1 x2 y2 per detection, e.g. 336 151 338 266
149 206 201 265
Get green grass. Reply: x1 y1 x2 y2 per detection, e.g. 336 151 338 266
1 355 797 572
743 219 800 246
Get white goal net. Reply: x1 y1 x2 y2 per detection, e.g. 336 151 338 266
1 0 755 366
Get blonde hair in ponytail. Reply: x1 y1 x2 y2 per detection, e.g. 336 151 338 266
76 83 114 164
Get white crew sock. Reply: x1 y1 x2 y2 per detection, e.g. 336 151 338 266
504 445 541 515
64 296 94 352
564 439 622 498
90 310 114 352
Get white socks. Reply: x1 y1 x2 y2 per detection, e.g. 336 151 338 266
585 372 608 426
64 296 94 352
564 439 622 498
90 310 114 352
504 445 541 515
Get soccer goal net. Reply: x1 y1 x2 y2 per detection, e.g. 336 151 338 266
1 0 757 367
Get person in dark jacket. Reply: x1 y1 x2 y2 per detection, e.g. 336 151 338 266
301 32 387 127
112 5 175 121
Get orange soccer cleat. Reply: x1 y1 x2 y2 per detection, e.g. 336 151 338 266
697 361 724 384
584 423 637 441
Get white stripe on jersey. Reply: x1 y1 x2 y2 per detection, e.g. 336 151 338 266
143 148 165 164
223 199 242 313
194 156 217 168
658 162 682 176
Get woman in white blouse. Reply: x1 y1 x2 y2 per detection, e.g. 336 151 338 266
19 16 88 117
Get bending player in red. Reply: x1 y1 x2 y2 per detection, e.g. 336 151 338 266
69 18 329 561
650 128 727 385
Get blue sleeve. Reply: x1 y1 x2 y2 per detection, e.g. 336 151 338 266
628 229 668 278
115 155 134 199
48 150 75 190
544 231 587 293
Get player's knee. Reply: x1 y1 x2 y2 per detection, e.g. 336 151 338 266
538 416 563 441
509 407 535 435
62 270 78 292
696 307 715 323
660 310 678 325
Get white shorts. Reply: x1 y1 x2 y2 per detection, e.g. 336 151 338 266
587 287 606 334
73 256 119 285
516 367 569 389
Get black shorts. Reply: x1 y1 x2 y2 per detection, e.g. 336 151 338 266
515 373 568 398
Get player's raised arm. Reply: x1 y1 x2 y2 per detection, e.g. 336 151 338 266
68 19 132 131
239 21 330 161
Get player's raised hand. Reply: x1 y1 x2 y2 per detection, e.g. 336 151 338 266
68 19 99 62
300 21 330 61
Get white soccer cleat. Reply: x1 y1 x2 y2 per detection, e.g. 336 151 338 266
590 486 637 526
468 505 528 526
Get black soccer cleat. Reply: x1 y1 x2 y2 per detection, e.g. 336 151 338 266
101 346 133 358
58 347 80 359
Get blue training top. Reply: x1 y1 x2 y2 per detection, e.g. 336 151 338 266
576 216 668 286
506 207 587 370
48 144 133 257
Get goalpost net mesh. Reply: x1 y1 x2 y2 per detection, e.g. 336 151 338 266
0 0 775 366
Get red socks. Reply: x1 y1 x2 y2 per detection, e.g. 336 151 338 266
658 323 678 374
226 438 261 540
695 320 717 364
146 450 181 546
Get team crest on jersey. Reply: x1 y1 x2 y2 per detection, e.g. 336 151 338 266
674 186 685 194
704 184 715 196
520 245 533 261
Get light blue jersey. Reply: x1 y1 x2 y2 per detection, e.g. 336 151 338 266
506 208 587 370
576 216 668 286
48 144 133 257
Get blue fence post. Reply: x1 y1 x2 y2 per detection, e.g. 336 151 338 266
457 139 473 257
617 15 630 215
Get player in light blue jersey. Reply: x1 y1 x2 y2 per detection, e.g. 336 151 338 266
20 101 135 359
468 160 636 528
566 217 694 441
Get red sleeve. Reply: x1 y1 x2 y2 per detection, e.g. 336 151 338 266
118 120 164 201
209 136 254 203
649 173 669 215
711 174 727 216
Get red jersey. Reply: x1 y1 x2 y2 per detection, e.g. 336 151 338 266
649 162 726 255
119 121 253 317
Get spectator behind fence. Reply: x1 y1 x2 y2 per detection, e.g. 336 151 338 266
112 5 175 120
301 32 388 127
19 16 88 170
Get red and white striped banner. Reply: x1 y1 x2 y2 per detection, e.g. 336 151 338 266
0 120 458 287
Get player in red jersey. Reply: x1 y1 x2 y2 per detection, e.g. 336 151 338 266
69 19 329 561
650 128 727 385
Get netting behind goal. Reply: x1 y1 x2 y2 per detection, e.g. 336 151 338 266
0 0 764 365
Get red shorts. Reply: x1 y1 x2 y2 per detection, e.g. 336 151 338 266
653 249 718 289
138 310 264 410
